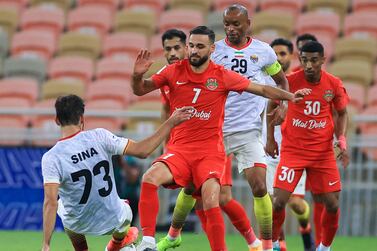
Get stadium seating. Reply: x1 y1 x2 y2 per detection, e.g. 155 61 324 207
125 100 162 133
0 0 28 15
0 78 38 105
259 0 304 17
68 5 112 39
48 56 94 86
0 30 8 59
343 82 366 111
85 99 125 131
90 78 136 103
296 11 340 40
344 11 377 39
58 32 101 60
367 84 377 107
20 5 65 40
158 9 204 35
86 80 130 107
334 37 377 64
103 32 148 59
328 60 373 87
150 34 164 59
168 0 212 13
352 0 377 12
213 0 257 14
115 9 156 38
77 0 120 13
0 8 19 37
4 57 46 83
206 11 224 34
306 0 349 19
30 0 72 12
122 0 166 14
41 79 85 100
95 57 133 81
253 10 295 39
11 30 56 61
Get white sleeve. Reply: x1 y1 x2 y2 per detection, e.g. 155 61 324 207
265 45 278 66
96 128 129 155
41 153 61 184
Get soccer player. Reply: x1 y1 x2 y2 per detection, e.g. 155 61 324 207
265 38 315 251
41 95 192 251
291 34 318 72
270 41 350 251
132 26 310 251
210 5 290 251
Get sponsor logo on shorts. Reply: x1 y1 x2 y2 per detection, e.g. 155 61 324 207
292 118 327 129
176 81 187 85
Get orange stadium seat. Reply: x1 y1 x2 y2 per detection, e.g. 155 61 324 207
115 9 156 38
213 0 257 14
49 56 94 86
96 57 133 81
0 78 38 105
353 0 377 12
260 0 304 17
68 5 112 39
103 32 148 59
77 0 119 13
168 0 212 13
85 99 125 131
11 30 56 61
86 80 130 107
150 34 164 59
122 0 166 14
253 10 294 39
334 37 377 64
344 11 377 39
306 0 349 19
296 11 340 40
367 85 377 107
91 78 136 103
0 0 28 15
58 32 101 60
343 82 366 111
159 9 204 35
126 100 162 133
20 5 64 39
41 79 85 100
328 60 373 87
30 0 72 12
0 8 19 37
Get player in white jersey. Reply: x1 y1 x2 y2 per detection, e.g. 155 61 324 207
210 5 289 251
41 95 191 251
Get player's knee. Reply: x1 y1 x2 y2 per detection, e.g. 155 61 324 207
288 198 306 215
324 201 339 213
219 191 232 206
251 180 267 197
273 197 287 212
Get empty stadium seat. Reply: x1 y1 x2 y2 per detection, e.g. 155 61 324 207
343 82 366 111
206 11 224 34
353 0 377 12
361 126 377 161
126 100 162 133
150 34 164 59
41 79 85 100
328 60 373 87
367 85 377 107
96 57 134 81
30 0 72 12
103 32 148 59
85 99 125 131
213 0 257 14
334 37 377 64
0 30 8 59
68 5 112 39
159 9 204 35
122 0 166 14
253 10 294 39
49 56 94 85
168 0 212 13
344 11 377 39
115 9 156 38
306 0 349 19
77 0 119 13
314 34 335 60
86 80 130 107
11 30 56 61
375 65 377 85
91 78 136 103
0 8 18 37
58 32 101 60
359 106 377 133
296 11 340 40
0 78 38 105
4 57 46 83
260 0 304 17
20 5 65 39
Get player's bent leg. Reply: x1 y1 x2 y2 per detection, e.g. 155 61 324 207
272 188 292 251
65 228 88 251
312 197 325 247
194 199 207 233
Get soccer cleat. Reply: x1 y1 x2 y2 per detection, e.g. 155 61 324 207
106 227 139 251
272 241 281 251
249 242 262 251
156 235 182 251
136 239 157 251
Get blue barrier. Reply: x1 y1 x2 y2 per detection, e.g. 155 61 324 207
0 147 63 231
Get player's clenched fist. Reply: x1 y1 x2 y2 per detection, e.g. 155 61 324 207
168 107 193 126
133 49 154 76
292 88 312 103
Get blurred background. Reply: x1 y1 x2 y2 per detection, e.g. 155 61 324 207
0 0 376 239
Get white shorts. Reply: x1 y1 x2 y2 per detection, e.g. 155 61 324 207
224 129 266 173
266 157 306 196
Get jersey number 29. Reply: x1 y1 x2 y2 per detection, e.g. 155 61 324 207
71 160 113 204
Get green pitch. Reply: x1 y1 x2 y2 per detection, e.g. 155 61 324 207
0 231 375 251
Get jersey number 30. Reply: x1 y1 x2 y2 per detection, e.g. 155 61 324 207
71 160 113 204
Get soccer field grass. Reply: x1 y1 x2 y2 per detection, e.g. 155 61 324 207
1 231 376 251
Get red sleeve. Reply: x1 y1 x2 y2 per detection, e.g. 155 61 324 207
223 69 250 93
332 79 349 111
160 87 169 105
151 64 171 88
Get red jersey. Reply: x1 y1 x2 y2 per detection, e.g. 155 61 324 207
152 59 250 153
281 70 349 164
160 85 170 106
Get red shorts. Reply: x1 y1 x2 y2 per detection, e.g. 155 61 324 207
154 149 226 191
220 154 233 186
273 158 341 194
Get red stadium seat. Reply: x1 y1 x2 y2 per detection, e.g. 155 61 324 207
96 57 133 81
296 11 340 40
85 99 125 131
86 80 131 107
49 56 94 86
150 33 164 59
77 0 120 13
20 5 64 39
0 78 38 105
0 0 28 15
352 0 377 13
11 30 56 61
344 11 377 39
122 0 166 14
260 0 304 17
359 106 377 132
159 9 203 34
68 5 112 39
91 78 136 103
103 32 148 59
213 0 257 14
375 64 377 85
367 85 377 107
343 82 366 111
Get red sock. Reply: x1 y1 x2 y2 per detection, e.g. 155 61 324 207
139 182 159 237
205 207 226 251
221 199 256 245
314 202 325 246
321 209 339 247
195 209 207 233
272 208 286 242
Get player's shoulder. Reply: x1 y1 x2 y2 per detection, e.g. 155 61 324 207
250 38 271 49
322 70 342 85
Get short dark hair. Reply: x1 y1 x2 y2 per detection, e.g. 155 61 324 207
161 29 187 46
55 94 85 126
270 38 294 54
296 33 317 47
189 26 215 44
300 41 324 57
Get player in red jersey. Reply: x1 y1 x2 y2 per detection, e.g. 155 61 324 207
291 34 318 73
268 41 349 251
132 26 310 251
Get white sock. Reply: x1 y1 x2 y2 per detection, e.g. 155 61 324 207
318 243 331 251
248 238 262 248
273 240 280 248
142 236 155 244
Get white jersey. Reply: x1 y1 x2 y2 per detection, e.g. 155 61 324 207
211 38 279 133
41 128 130 235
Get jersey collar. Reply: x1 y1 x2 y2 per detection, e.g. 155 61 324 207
59 130 81 141
225 36 252 50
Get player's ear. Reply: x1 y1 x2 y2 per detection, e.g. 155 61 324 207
210 43 215 53
55 117 61 126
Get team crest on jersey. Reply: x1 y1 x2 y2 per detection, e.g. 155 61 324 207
250 54 258 63
206 78 218 90
323 89 334 102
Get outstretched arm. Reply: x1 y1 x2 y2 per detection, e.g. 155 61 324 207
132 50 159 96
42 183 59 251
